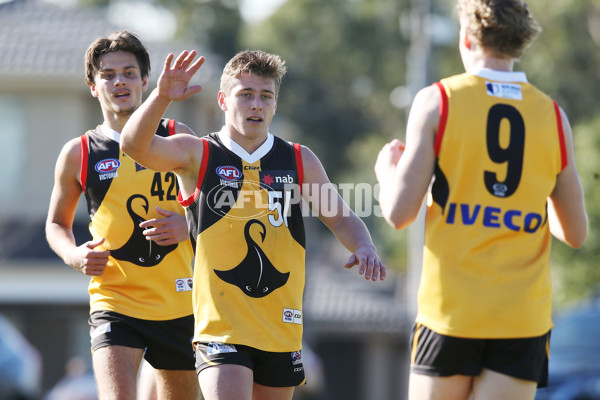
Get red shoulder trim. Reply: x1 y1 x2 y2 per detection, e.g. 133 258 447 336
293 143 303 193
178 138 210 207
553 101 568 171
80 135 88 193
433 82 448 156
168 119 176 136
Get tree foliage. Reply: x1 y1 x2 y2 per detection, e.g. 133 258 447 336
520 0 600 306
240 0 411 170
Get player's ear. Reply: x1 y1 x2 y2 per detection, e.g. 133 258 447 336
464 32 472 50
218 91 227 111
142 75 148 92
90 84 99 98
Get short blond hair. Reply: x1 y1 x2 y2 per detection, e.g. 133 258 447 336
457 0 541 59
220 50 287 96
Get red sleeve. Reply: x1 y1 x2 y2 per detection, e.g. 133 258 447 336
293 143 303 194
433 82 449 156
553 101 568 171
178 138 209 207
168 119 176 136
80 135 88 193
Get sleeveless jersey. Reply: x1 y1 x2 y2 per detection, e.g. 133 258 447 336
180 130 306 352
418 70 567 338
81 119 194 320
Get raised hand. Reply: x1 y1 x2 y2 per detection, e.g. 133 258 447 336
157 50 206 102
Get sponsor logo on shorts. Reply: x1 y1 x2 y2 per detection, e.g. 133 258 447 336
291 350 302 366
283 308 302 325
175 277 193 292
207 342 237 355
90 322 111 342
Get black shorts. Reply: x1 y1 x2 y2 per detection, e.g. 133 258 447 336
194 342 306 387
410 323 550 387
89 310 195 371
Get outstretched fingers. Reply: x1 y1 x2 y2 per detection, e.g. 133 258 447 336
173 50 192 69
188 54 206 75
170 50 205 74
158 50 206 100
163 52 175 72
344 250 387 281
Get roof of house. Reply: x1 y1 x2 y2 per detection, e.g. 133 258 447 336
0 0 213 86
0 0 119 77
304 264 407 335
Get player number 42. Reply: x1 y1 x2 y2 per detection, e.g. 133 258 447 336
150 172 178 201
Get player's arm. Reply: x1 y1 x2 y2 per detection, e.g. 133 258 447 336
375 84 439 229
45 139 110 275
301 146 386 281
135 119 199 246
121 51 205 189
548 106 588 248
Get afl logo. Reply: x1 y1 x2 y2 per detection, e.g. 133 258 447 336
95 158 121 173
216 166 242 181
284 310 293 318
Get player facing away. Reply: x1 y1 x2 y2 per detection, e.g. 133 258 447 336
45 30 199 400
375 1 588 399
120 49 387 400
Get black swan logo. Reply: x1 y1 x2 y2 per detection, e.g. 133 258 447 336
214 219 289 298
110 194 177 267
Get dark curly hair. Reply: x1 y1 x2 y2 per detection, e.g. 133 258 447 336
84 30 150 86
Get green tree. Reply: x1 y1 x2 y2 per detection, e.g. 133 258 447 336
240 0 416 271
79 0 244 59
240 0 411 173
520 0 600 306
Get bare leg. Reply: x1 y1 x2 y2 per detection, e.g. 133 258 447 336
408 372 473 400
252 383 294 400
155 369 200 400
93 345 144 400
473 369 536 400
199 364 253 400
137 360 157 400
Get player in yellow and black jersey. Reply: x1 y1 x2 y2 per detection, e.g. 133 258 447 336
46 31 199 400
121 49 387 400
375 1 588 399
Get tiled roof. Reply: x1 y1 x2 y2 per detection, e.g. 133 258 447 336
0 0 118 76
303 265 407 334
0 0 211 82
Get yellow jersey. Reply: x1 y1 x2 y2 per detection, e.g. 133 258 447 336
82 119 194 320
181 129 306 352
418 70 567 338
